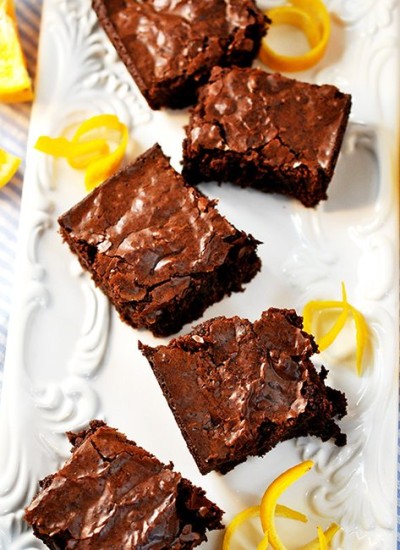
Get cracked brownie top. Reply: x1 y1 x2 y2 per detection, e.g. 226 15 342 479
182 67 351 207
58 144 259 322
92 0 267 109
140 308 347 474
24 421 223 548
185 66 351 174
101 0 265 83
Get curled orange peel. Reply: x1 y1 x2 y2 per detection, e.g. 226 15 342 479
78 115 129 191
317 526 327 550
302 282 369 375
222 505 259 550
222 503 307 550
260 0 331 72
257 532 269 550
260 460 314 549
34 114 129 191
298 523 341 549
35 136 110 163
223 461 342 549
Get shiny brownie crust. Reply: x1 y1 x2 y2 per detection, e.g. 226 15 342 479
92 0 268 109
182 67 352 207
140 309 347 474
58 144 261 337
24 421 223 549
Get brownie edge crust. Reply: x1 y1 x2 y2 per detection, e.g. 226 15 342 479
140 309 347 475
92 0 268 109
58 144 261 337
24 421 223 549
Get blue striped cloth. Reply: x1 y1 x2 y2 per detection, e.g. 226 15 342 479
0 2 399 547
0 0 42 394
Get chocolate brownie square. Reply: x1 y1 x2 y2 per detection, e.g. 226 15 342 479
58 144 261 337
182 67 352 207
24 421 223 549
140 309 347 474
92 0 268 109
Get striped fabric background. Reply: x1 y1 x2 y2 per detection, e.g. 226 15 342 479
0 1 399 547
0 0 42 394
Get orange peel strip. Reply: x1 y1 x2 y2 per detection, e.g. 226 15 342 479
302 282 368 375
259 460 314 549
303 282 349 351
260 0 331 72
71 113 123 141
34 114 129 191
82 118 128 191
298 523 341 549
275 504 308 523
35 136 109 163
223 503 307 550
257 531 269 550
223 464 342 550
350 305 368 376
69 114 129 190
222 505 260 550
317 526 328 550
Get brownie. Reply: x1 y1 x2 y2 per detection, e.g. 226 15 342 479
92 0 268 109
140 309 347 475
182 67 352 207
24 421 223 549
58 144 261 337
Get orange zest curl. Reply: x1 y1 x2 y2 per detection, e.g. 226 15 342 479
222 503 307 550
259 0 331 72
260 460 313 549
223 461 342 549
298 523 341 549
34 114 129 191
302 282 369 375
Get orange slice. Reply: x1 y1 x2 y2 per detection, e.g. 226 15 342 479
0 147 21 187
0 0 33 102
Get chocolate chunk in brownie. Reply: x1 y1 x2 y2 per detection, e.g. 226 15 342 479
92 0 268 109
182 67 352 207
58 144 261 337
24 421 223 549
140 309 347 474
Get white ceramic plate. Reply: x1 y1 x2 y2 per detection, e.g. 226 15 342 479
0 1 398 548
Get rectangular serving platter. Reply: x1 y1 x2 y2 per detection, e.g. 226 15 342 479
0 0 399 548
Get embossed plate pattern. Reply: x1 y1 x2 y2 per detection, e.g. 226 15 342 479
0 0 399 548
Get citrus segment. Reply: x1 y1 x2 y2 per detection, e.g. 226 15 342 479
0 147 21 187
0 0 33 102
